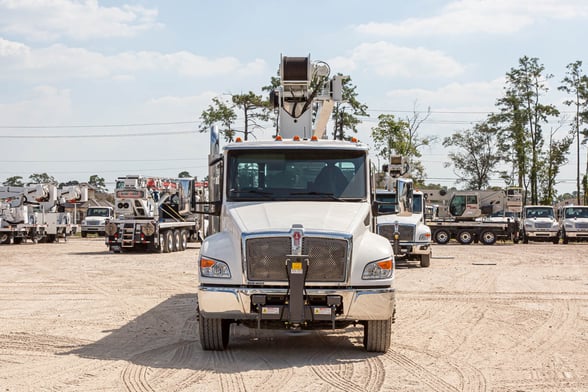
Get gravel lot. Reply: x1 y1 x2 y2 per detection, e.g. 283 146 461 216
1 238 587 391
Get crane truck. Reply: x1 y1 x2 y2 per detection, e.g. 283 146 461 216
196 55 397 352
104 175 203 253
423 188 521 245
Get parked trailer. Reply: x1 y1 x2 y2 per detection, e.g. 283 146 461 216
427 219 519 245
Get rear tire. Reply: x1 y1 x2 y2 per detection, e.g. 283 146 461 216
363 317 392 352
457 230 474 245
199 314 230 350
178 230 188 251
81 231 87 238
164 231 174 253
173 230 182 251
480 230 497 245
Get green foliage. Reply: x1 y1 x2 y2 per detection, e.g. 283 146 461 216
198 97 238 142
28 173 57 185
231 92 271 141
88 175 107 192
2 176 24 186
178 171 192 178
332 75 368 141
443 121 503 190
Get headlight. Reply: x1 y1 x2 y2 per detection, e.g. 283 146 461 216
200 256 231 278
362 257 394 280
105 222 118 236
81 219 87 225
419 232 431 241
141 222 155 236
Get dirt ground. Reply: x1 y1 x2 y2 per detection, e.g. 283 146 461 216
0 237 587 392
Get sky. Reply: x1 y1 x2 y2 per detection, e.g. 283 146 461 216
1 0 588 192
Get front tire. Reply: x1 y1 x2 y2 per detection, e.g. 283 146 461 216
363 317 392 352
199 314 230 351
420 253 431 268
434 229 450 245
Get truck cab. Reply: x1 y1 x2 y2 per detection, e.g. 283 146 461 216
81 206 114 237
197 137 396 352
375 187 432 267
521 205 559 244
558 205 588 244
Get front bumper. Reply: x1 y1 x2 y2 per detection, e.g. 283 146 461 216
197 286 396 321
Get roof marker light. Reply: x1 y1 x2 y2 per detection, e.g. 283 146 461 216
235 137 243 143
311 135 319 141
293 135 300 141
275 135 283 141
351 137 358 143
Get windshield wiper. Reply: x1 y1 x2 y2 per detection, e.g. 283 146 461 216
289 191 346 201
229 189 274 199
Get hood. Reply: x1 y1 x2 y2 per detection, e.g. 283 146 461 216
376 212 422 225
226 201 370 234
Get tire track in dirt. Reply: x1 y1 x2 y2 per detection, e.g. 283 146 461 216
212 349 248 392
389 343 487 392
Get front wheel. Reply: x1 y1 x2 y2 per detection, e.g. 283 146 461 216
420 253 431 268
363 317 392 352
199 314 230 351
434 229 450 245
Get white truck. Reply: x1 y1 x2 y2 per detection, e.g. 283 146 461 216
105 175 203 253
81 206 114 237
375 186 432 268
197 55 396 352
521 205 560 244
0 184 87 244
558 205 588 244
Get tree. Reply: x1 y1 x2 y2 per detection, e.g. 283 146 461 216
443 121 504 190
88 175 107 192
178 171 192 178
231 92 271 141
2 176 24 186
198 96 238 142
28 173 57 185
559 60 588 204
198 92 270 142
539 124 573 204
490 56 560 204
332 75 369 140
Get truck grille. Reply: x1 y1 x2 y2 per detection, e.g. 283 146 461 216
576 222 588 229
534 222 552 229
246 236 348 282
377 224 415 242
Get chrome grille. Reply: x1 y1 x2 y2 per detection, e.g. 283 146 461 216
576 222 588 229
246 236 348 282
378 224 415 242
534 222 552 229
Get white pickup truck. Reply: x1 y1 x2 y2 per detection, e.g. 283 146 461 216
521 205 560 244
558 205 588 244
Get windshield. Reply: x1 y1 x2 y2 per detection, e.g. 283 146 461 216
87 208 110 217
226 148 367 201
564 207 588 219
526 207 554 218
376 193 423 214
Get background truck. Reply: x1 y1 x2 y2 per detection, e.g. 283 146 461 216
81 206 114 237
197 55 397 352
521 205 560 244
105 175 203 253
558 205 588 244
0 184 87 244
423 188 521 245
375 185 432 268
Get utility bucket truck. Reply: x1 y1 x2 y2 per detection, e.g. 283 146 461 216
105 175 203 253
197 55 397 352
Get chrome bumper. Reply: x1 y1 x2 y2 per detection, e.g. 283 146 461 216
197 286 396 321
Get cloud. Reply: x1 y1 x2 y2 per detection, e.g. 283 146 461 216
0 85 73 125
355 0 588 36
0 38 267 81
0 0 162 41
329 42 464 78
